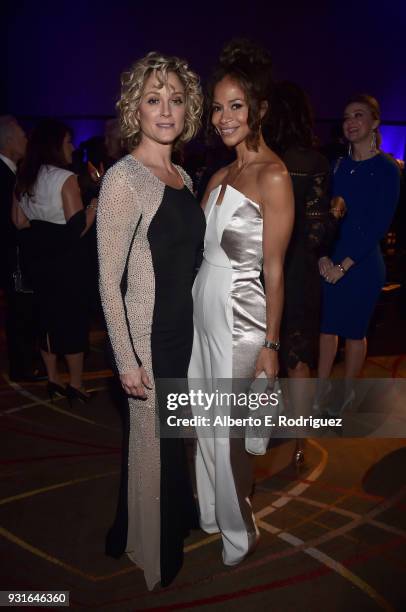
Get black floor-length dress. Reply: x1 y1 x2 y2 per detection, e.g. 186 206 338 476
101 157 205 589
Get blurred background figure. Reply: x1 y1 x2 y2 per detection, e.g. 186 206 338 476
318 94 400 394
266 82 340 380
0 115 43 382
104 118 126 168
12 118 97 403
320 121 347 163
266 82 341 463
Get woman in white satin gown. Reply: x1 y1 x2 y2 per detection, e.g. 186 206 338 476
188 40 294 565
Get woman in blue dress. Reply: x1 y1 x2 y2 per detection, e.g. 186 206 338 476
318 94 400 380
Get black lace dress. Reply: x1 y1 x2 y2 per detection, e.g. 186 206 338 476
279 146 337 372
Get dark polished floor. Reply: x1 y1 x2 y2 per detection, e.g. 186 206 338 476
0 285 405 611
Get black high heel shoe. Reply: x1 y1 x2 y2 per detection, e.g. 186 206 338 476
66 384 92 405
293 440 305 468
47 381 67 401
294 449 305 466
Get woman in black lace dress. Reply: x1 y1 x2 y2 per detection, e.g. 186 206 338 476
266 82 341 460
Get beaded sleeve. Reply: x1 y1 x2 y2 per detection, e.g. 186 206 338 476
305 168 338 257
97 163 141 373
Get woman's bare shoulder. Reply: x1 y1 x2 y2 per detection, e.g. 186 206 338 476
257 157 289 187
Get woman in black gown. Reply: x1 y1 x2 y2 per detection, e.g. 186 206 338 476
266 82 341 460
97 52 204 589
12 119 97 400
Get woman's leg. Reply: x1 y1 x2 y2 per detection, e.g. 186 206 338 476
288 360 310 379
318 333 339 378
65 352 85 389
344 337 367 378
288 361 310 464
40 349 60 384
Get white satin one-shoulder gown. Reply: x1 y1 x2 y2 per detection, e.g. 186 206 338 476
188 184 267 565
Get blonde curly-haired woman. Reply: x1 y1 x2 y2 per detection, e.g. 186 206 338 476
97 52 204 589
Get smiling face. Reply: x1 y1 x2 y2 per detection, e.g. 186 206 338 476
343 102 379 146
211 75 252 147
137 70 186 146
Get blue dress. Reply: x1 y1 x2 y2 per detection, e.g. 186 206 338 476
321 153 400 339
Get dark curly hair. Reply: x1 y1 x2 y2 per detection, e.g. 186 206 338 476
16 118 72 197
266 81 316 155
207 39 273 151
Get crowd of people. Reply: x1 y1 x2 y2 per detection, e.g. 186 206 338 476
0 39 403 590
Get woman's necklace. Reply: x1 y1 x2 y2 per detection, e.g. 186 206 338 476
349 150 379 174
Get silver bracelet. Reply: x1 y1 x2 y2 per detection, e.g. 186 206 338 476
87 203 98 211
337 263 346 275
263 339 280 351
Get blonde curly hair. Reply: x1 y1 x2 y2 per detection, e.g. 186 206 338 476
117 52 203 151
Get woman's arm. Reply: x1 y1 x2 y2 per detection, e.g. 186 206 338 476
255 163 294 378
97 164 150 396
303 162 344 278
325 160 400 284
305 167 338 257
11 193 30 229
62 175 96 237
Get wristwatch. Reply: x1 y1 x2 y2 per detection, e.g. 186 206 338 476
263 339 280 351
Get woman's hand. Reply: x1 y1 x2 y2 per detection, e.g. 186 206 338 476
87 161 105 183
324 265 345 284
11 193 30 229
330 196 347 219
254 348 279 380
120 366 152 398
319 256 334 277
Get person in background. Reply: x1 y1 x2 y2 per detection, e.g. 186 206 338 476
318 94 400 399
12 118 97 402
104 118 126 168
395 161 406 318
320 121 347 163
266 82 342 461
0 115 42 382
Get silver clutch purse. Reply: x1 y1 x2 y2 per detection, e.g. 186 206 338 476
245 373 284 455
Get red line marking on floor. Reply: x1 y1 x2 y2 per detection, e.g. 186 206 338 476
60 566 327 609
78 537 404 610
134 537 404 610
0 421 120 452
0 450 120 465
366 358 393 372
264 472 406 510
366 356 406 378
391 355 406 378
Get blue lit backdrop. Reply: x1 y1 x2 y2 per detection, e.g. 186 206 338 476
4 1 406 157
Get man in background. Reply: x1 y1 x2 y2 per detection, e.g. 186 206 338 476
0 115 42 381
104 118 126 168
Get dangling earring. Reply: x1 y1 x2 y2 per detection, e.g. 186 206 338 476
347 141 352 157
370 130 377 153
